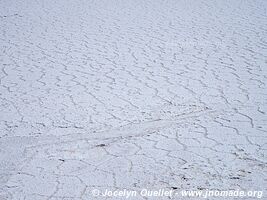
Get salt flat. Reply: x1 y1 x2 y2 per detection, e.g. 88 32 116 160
0 0 267 199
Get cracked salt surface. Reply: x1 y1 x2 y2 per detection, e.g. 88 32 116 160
0 0 267 199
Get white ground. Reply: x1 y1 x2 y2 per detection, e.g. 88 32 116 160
0 0 267 199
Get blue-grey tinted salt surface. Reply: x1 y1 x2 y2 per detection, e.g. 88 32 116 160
0 0 266 199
